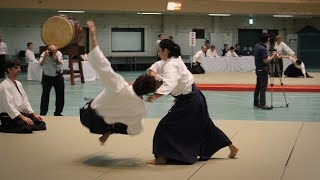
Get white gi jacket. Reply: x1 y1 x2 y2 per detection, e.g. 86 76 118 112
226 51 239 57
25 49 37 62
0 42 8 55
289 57 306 75
275 42 295 56
0 78 34 119
206 49 220 58
193 50 206 63
148 56 194 96
88 46 146 135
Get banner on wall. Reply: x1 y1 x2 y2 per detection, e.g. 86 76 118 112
189 32 196 46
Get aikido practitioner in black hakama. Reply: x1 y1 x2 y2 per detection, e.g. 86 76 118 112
146 39 239 165
0 60 46 133
80 21 160 144
284 57 313 78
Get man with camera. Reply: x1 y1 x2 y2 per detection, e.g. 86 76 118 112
253 33 278 110
39 45 64 116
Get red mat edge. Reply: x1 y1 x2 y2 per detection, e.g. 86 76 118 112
196 84 320 92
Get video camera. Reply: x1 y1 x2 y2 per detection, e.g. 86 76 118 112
268 33 276 51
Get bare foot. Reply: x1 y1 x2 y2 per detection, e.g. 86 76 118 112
146 157 168 165
146 159 157 164
228 144 239 158
99 133 111 145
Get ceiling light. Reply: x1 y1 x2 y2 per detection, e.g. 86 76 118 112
273 14 293 18
137 12 162 15
167 2 183 11
249 18 253 25
208 13 231 16
58 10 85 13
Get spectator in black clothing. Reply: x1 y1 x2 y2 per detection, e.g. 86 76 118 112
221 44 229 56
253 33 278 110
235 44 243 56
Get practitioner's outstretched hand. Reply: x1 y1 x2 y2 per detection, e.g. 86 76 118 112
87 20 98 49
87 20 96 35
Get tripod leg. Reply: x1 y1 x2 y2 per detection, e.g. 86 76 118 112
270 63 275 108
275 61 289 107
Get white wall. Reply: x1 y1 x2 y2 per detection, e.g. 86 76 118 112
0 11 319 57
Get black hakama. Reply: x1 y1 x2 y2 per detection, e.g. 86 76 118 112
152 84 232 164
191 63 205 74
284 64 304 77
80 100 128 135
0 113 46 133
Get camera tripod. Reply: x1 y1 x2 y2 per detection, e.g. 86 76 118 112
269 58 289 108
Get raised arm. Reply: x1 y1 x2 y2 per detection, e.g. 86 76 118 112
87 20 125 93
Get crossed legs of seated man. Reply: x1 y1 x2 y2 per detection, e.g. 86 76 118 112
0 113 46 133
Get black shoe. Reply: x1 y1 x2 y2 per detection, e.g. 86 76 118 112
259 105 273 110
254 105 260 109
54 113 63 116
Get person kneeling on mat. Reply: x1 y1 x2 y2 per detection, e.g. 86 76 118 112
284 56 314 78
0 60 46 133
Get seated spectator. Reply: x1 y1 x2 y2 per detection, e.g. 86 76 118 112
25 42 38 62
248 47 253 55
225 46 239 57
192 45 206 74
243 46 251 56
284 57 313 78
235 44 243 56
206 45 220 58
221 44 229 56
169 36 173 42
0 60 46 133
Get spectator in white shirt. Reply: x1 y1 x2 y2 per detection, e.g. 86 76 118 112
193 45 207 63
192 45 207 74
284 57 313 78
226 46 239 57
0 60 46 133
0 35 8 78
25 42 38 62
274 35 297 77
146 39 238 165
80 20 160 145
206 45 220 58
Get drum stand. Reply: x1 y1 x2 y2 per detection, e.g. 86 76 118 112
269 59 289 108
63 46 85 85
